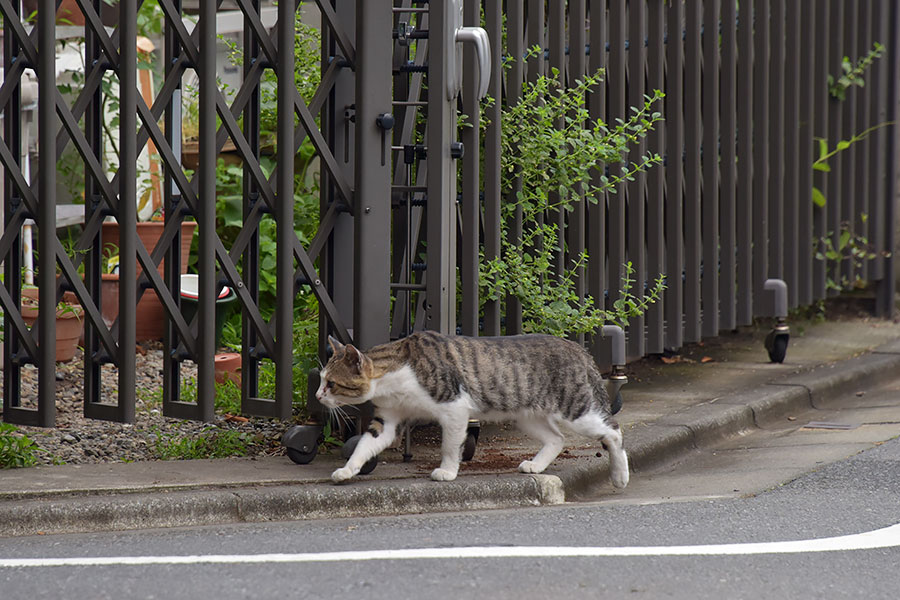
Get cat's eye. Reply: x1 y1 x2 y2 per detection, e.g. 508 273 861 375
324 381 334 391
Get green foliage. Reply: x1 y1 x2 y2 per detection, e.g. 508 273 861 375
481 61 665 335
0 423 39 469
811 122 895 207
828 43 885 101
814 219 878 293
153 427 258 460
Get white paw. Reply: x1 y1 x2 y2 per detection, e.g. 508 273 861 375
610 466 630 489
518 460 545 474
331 467 354 484
430 468 458 482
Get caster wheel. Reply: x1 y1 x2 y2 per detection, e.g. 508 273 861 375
282 425 322 465
610 391 623 415
462 432 477 462
765 330 789 363
286 446 317 465
342 434 378 475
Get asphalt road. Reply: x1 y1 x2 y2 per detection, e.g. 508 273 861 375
2 382 899 600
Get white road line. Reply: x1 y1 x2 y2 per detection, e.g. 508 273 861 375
2 522 899 568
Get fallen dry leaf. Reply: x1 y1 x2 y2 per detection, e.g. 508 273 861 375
701 356 714 363
224 413 250 423
660 356 680 364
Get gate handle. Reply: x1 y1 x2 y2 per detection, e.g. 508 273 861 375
446 0 491 101
455 27 491 100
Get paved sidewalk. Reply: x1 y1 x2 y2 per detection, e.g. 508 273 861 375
2 314 900 537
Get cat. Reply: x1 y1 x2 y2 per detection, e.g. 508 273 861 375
316 330 629 488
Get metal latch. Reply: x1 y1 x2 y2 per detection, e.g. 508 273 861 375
446 0 491 100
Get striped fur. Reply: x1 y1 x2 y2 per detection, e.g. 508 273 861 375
317 331 629 488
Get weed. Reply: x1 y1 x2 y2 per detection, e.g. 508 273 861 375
153 427 258 460
0 423 40 468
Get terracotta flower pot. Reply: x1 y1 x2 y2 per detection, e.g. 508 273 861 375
20 289 84 363
100 221 197 341
214 352 243 386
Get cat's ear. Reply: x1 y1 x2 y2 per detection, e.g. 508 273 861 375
327 335 345 357
343 344 373 376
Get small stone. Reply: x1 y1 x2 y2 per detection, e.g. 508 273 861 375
61 434 77 443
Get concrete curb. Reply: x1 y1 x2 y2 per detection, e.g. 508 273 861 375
0 474 562 537
560 347 900 500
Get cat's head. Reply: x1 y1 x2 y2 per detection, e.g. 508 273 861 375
315 336 374 408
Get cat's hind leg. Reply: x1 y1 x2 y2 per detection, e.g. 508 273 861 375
516 417 565 474
568 411 630 489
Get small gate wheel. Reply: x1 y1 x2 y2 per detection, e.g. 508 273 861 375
286 446 317 465
765 329 790 364
610 391 624 415
462 432 477 462
342 434 378 475
282 424 322 465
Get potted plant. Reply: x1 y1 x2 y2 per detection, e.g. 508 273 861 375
20 288 84 363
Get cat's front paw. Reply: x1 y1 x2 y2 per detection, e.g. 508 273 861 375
610 466 630 489
331 466 355 484
430 468 458 482
518 460 545 474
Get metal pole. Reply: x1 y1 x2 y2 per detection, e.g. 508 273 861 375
37 0 57 426
425 0 456 334
197 0 216 421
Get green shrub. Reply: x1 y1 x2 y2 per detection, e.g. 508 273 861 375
0 423 40 468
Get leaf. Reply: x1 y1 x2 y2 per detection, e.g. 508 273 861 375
812 187 827 207
836 139 851 151
701 356 714 363
812 162 831 172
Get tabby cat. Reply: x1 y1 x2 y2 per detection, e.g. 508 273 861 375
316 331 629 488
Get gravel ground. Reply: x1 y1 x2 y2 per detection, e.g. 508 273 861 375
4 343 290 466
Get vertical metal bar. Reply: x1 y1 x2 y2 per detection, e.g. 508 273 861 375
163 0 183 414
36 0 58 426
797 0 815 307
868 0 888 287
767 0 784 284
548 0 565 282
752 0 770 312
719 0 737 331
242 0 262 406
626 0 646 358
608 0 626 312
322 0 357 349
196 0 216 421
506 1 525 335
526 0 546 81
683 0 701 342
425 0 456 334
588 0 608 362
355 0 392 348
646 0 665 353
877 0 899 317
825 0 843 295
812 1 829 300
569 0 586 346
839 1 858 286
736 0 754 326
3 0 24 422
482 0 502 337
783 0 800 307
84 0 103 413
665 0 685 350
701 0 719 338
854 1 872 283
460 0 480 336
